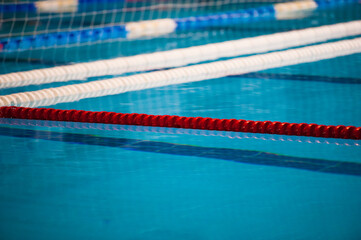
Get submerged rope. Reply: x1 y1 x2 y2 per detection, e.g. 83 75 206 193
1 117 359 146
1 106 360 139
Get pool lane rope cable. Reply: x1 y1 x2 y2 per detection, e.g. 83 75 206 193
1 37 361 108
0 106 360 140
0 0 355 14
0 0 128 14
0 0 359 52
1 20 361 88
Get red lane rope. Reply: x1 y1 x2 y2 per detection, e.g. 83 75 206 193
0 106 360 140
1 118 359 146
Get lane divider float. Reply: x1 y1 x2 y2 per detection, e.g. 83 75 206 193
1 20 361 88
0 0 359 52
1 37 361 108
1 106 360 139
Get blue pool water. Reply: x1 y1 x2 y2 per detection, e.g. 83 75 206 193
1 3 361 240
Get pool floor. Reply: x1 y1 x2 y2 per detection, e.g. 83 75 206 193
0 3 361 240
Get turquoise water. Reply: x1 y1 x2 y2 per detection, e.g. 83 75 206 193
1 3 361 240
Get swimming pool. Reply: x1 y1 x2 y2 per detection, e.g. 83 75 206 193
0 1 361 239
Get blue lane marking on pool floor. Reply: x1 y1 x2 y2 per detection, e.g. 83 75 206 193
1 126 360 177
231 72 361 84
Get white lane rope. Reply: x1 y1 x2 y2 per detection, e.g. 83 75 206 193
1 37 360 108
1 20 360 89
